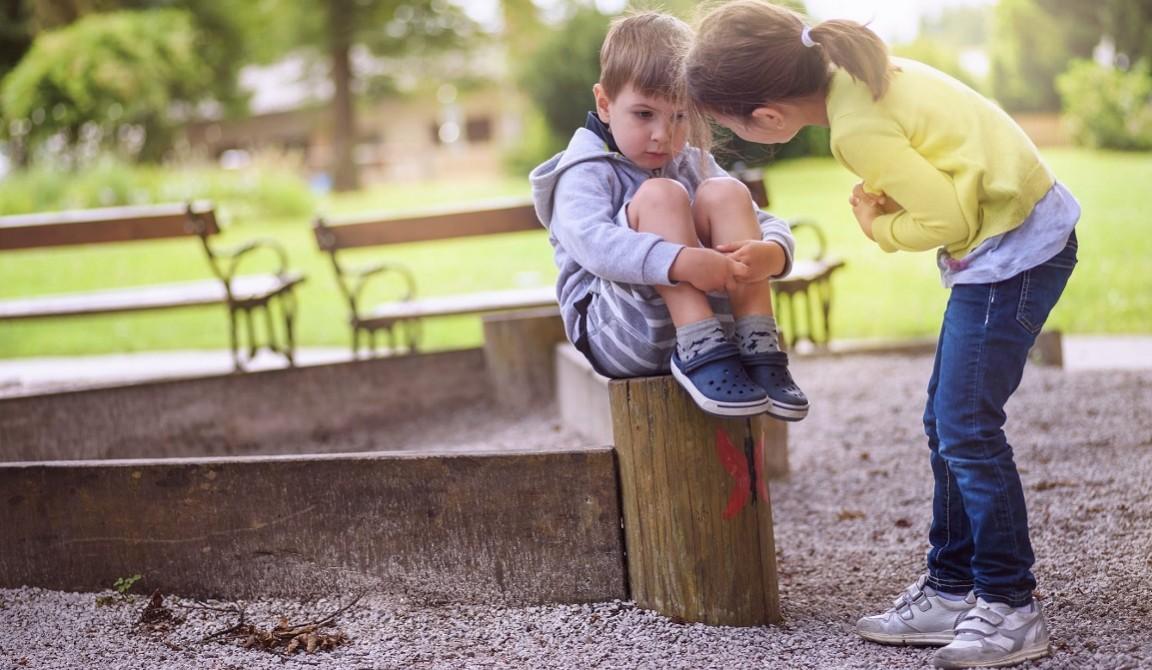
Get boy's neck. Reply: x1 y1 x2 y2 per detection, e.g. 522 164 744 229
583 111 621 154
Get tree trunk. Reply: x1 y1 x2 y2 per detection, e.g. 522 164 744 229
327 0 359 192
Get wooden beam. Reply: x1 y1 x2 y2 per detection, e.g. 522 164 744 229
482 307 567 411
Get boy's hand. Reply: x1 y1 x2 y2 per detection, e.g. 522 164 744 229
848 182 901 241
670 246 748 293
715 240 785 283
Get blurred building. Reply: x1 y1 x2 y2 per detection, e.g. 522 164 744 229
182 50 524 185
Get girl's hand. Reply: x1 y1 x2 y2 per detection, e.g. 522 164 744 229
849 182 901 240
715 239 785 283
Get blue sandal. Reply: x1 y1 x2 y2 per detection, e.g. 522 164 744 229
670 343 771 417
742 351 809 421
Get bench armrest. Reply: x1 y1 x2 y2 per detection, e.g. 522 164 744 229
207 236 293 281
787 219 830 261
336 261 418 321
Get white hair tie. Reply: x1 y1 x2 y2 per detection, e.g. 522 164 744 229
800 26 818 48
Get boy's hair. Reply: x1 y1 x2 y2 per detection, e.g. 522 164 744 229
599 11 693 101
686 0 893 120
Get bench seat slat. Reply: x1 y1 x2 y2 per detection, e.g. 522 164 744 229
363 286 556 322
0 273 303 320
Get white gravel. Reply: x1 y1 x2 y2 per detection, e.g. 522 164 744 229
3 353 1150 669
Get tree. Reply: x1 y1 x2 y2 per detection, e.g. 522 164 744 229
0 1 33 84
989 0 1097 112
1034 0 1152 67
265 0 477 191
0 10 214 163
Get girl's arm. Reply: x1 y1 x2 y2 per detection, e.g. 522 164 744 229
834 122 973 252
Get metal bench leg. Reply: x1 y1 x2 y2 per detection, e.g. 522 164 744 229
279 290 298 366
227 304 244 372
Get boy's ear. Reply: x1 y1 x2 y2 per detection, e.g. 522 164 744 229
751 105 785 130
593 83 612 124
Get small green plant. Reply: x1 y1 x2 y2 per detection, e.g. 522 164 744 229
95 573 143 606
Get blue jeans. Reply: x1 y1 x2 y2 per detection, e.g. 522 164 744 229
924 230 1078 607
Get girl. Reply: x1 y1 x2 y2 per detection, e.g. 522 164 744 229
685 2 1079 669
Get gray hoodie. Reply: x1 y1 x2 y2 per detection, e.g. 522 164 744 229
530 125 795 345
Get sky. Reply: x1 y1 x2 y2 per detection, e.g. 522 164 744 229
461 0 998 43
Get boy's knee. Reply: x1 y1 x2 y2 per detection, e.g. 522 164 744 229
631 178 691 213
694 177 751 211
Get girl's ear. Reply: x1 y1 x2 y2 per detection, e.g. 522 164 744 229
593 83 611 124
751 106 786 130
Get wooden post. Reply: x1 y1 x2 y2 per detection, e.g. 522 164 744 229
610 375 782 626
482 307 567 410
1030 330 1063 367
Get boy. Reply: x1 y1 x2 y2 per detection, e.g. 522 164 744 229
529 11 808 420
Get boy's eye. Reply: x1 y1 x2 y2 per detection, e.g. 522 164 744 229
674 112 687 121
634 110 653 119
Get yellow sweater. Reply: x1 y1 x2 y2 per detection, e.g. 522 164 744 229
826 58 1054 258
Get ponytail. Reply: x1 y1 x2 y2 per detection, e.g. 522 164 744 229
686 0 893 122
808 19 892 100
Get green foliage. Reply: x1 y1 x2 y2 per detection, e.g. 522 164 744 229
0 9 214 163
96 573 142 606
518 7 610 148
0 156 316 221
504 105 565 176
0 1 33 83
893 38 984 92
1058 60 1152 151
990 0 1108 112
1035 0 1152 68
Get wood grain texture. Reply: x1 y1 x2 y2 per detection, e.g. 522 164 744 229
610 375 782 626
481 308 567 410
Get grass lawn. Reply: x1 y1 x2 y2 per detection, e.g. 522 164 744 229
0 149 1148 359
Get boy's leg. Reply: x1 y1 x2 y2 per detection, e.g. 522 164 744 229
627 178 713 326
628 178 768 417
692 177 808 421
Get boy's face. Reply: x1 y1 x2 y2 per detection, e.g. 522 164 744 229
593 82 688 171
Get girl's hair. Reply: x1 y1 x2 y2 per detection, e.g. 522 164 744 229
686 0 893 120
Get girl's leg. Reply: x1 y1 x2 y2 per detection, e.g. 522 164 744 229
932 233 1077 606
924 320 977 595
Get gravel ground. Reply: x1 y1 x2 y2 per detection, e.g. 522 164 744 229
2 353 1150 670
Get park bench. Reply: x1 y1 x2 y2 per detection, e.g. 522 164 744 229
312 190 843 357
312 198 556 357
0 202 304 370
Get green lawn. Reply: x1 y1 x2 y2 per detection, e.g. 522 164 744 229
0 149 1148 358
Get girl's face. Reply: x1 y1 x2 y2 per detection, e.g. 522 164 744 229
594 83 689 171
713 109 801 145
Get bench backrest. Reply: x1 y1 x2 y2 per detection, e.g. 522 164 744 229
313 197 540 251
0 202 219 251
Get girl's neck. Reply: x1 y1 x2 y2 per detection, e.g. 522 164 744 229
791 92 830 128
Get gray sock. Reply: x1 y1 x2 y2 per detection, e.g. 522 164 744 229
676 317 729 363
734 315 781 355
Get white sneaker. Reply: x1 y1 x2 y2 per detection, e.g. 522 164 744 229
932 597 1050 668
856 576 977 646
